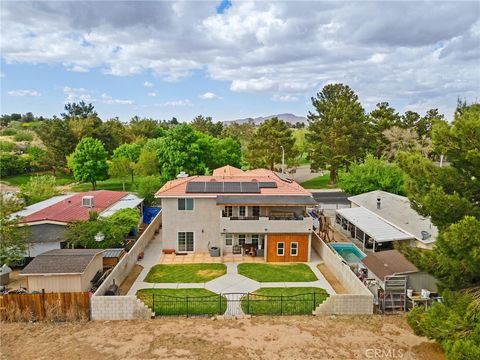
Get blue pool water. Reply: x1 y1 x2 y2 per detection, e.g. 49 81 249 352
330 243 366 263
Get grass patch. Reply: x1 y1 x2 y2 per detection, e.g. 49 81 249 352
137 288 226 316
241 287 328 315
144 264 227 283
2 171 75 186
71 178 137 191
238 263 317 282
300 173 336 189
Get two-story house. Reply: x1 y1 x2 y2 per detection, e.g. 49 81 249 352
155 165 318 262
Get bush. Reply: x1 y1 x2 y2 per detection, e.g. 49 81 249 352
0 141 15 152
13 131 34 142
135 176 163 206
19 175 57 205
1 128 17 136
0 154 32 176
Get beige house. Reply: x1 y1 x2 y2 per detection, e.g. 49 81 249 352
155 166 318 262
20 249 103 293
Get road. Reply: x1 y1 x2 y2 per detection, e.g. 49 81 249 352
310 190 350 205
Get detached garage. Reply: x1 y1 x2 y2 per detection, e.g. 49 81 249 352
20 249 103 293
267 233 310 262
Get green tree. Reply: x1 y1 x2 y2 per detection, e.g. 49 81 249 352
222 120 256 152
108 157 131 191
191 115 224 137
69 113 103 142
307 83 369 183
0 195 29 266
95 118 131 154
129 116 164 139
369 102 401 155
246 117 296 170
134 176 163 206
381 126 428 160
36 117 76 170
134 149 159 176
67 137 108 190
61 101 96 120
400 110 421 129
19 175 57 205
338 155 405 195
112 143 142 183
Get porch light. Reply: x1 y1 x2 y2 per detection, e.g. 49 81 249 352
95 232 105 242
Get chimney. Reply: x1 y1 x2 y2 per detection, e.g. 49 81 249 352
82 195 94 208
377 197 381 210
177 171 189 179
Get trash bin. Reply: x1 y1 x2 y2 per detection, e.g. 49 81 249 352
209 247 220 257
0 265 12 286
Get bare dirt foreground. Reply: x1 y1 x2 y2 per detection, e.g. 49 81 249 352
1 315 445 360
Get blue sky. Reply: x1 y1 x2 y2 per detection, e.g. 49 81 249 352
1 1 479 122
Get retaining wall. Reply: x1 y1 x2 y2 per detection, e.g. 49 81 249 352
91 296 153 320
312 233 373 315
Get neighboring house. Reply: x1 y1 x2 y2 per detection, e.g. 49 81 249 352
155 165 317 262
20 249 103 293
335 190 438 251
361 250 438 293
11 190 144 257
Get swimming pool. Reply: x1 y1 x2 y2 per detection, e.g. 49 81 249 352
330 243 366 264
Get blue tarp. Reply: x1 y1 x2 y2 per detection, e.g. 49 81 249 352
143 207 161 224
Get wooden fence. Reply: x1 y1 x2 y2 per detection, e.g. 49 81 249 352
0 292 90 322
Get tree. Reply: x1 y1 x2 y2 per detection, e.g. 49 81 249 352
95 118 131 154
307 83 369 183
369 102 401 155
246 117 296 170
134 149 159 176
338 155 405 195
109 157 131 191
19 175 57 205
381 126 429 160
400 110 421 129
417 109 445 139
67 137 108 190
221 120 256 152
36 117 76 169
69 113 103 142
0 195 29 266
135 176 163 206
112 143 142 183
61 101 96 120
129 116 164 139
191 115 224 137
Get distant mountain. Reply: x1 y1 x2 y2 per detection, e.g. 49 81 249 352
225 113 307 126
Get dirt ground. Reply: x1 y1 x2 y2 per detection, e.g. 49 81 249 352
317 264 347 294
1 315 445 360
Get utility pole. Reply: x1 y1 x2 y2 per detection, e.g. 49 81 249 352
280 145 285 174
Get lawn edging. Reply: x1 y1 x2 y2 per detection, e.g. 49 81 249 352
237 263 318 282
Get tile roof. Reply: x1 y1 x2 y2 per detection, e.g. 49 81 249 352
20 249 103 275
156 166 312 198
18 190 128 224
361 250 418 280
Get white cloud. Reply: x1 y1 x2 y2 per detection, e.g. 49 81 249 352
272 94 299 102
7 89 41 97
143 81 154 87
147 92 157 97
100 93 134 105
157 99 193 107
199 92 218 99
63 86 95 103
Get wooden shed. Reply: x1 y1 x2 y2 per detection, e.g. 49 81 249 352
266 233 310 262
102 248 125 269
20 249 103 293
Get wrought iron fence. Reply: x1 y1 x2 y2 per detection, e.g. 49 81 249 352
137 292 326 317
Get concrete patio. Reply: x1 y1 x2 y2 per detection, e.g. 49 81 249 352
160 252 265 264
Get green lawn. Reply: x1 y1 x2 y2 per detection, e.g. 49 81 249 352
71 178 136 192
241 287 329 315
137 288 227 316
237 263 318 282
300 173 336 189
144 264 227 283
2 171 75 186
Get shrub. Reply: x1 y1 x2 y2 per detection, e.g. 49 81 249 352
0 141 15 152
0 154 32 176
13 131 34 142
0 128 17 136
19 175 57 205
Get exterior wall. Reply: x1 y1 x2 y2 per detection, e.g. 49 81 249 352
91 296 153 320
267 233 309 262
27 242 61 257
27 274 82 293
220 216 313 234
81 254 103 290
312 233 373 315
94 210 162 296
161 198 220 252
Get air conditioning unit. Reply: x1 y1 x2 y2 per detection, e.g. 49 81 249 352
82 195 94 208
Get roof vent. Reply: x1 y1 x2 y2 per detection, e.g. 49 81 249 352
82 195 94 208
177 171 189 178
377 198 381 209
421 231 431 240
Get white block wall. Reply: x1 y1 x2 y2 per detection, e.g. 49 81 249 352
91 296 153 320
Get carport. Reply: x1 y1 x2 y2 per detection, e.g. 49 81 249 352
335 207 413 252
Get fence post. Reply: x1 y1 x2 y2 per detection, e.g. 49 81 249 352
152 294 155 314
313 293 316 311
218 294 221 315
280 295 283 315
186 296 189 318
247 293 250 315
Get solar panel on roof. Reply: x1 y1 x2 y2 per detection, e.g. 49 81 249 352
186 182 206 193
224 182 242 193
205 182 224 193
258 181 277 188
241 182 260 193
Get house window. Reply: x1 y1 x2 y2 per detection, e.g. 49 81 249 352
239 206 246 217
178 198 194 211
252 206 260 217
251 234 259 246
238 234 246 246
224 206 233 217
277 242 285 256
290 242 298 256
178 232 194 252
225 234 233 246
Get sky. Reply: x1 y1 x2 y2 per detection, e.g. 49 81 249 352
1 0 479 122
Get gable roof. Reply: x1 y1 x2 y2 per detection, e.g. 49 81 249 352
361 250 418 280
15 190 129 224
348 190 438 244
155 166 312 198
20 249 103 275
